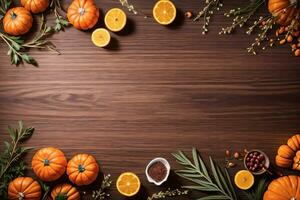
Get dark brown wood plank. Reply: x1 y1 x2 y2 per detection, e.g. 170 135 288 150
0 0 300 199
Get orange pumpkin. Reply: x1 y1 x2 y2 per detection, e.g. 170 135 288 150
3 7 33 36
67 154 99 186
268 0 300 25
275 134 300 170
8 177 41 200
67 0 99 30
51 183 80 200
21 0 49 14
32 147 67 182
263 175 300 200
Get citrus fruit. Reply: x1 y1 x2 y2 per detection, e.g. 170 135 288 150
153 0 176 25
116 172 140 197
104 8 127 32
91 28 111 47
234 170 254 190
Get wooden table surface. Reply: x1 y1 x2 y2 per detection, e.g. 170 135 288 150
0 0 300 199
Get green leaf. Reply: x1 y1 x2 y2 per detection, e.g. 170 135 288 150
7 127 16 141
209 157 224 192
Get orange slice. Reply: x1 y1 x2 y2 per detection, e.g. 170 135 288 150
153 0 176 25
104 8 127 32
91 28 111 48
116 172 140 197
234 170 254 190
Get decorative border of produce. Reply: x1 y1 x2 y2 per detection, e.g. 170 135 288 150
0 0 299 67
1 121 300 200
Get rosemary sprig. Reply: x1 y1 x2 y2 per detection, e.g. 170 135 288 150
0 15 57 66
219 0 265 34
245 176 269 200
90 174 112 200
172 148 237 200
194 0 223 34
147 188 189 200
0 121 35 199
50 0 69 31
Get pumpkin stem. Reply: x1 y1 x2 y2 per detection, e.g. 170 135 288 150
10 12 17 20
44 159 50 166
78 164 85 172
78 7 85 15
290 197 296 200
18 192 24 200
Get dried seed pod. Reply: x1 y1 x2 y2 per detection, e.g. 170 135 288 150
185 11 193 19
291 44 297 50
225 150 230 157
287 35 293 43
280 39 286 45
295 49 300 57
234 152 240 159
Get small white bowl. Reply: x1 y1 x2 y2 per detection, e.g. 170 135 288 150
145 157 171 186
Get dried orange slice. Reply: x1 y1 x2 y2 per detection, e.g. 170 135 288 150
116 172 140 197
91 28 111 47
234 170 254 190
104 8 127 32
153 0 176 25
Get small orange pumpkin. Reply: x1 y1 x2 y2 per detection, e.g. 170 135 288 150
276 134 300 170
263 175 300 200
51 183 80 200
67 153 99 186
8 177 41 200
21 0 49 14
67 0 99 30
3 7 33 36
32 147 67 182
268 0 300 26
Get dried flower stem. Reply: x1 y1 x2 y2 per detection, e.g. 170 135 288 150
194 0 223 34
119 0 149 18
90 174 112 200
147 188 188 200
220 0 265 34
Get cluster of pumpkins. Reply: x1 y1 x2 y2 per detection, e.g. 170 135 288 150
263 134 300 200
8 147 99 200
2 0 100 36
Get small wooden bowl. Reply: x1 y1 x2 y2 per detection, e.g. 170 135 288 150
244 149 270 175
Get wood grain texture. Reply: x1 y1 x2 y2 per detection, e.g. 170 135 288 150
0 0 300 199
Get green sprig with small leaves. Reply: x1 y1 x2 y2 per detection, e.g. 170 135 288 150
0 121 35 199
194 0 223 34
0 15 58 66
147 188 189 200
50 0 69 32
88 174 112 200
172 148 237 200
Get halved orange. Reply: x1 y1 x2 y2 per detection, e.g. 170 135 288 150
153 0 176 25
116 172 140 197
234 170 254 190
91 28 111 48
105 8 127 32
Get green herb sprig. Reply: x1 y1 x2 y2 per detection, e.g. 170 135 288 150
0 15 58 66
147 188 189 200
172 148 237 200
0 121 35 199
0 0 11 19
50 0 69 32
